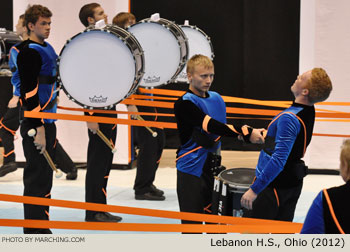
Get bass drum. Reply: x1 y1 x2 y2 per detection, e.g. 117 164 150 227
175 25 214 83
57 25 144 109
128 18 188 87
0 29 22 70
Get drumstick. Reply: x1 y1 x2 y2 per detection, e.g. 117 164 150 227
96 129 117 153
136 115 158 137
27 129 63 179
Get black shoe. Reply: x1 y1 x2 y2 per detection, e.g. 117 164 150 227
135 191 165 201
24 228 52 234
0 162 17 177
85 212 122 222
150 184 164 196
66 166 78 180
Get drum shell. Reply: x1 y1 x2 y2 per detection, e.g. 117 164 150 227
213 168 255 216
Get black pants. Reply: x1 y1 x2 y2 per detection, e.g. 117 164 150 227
243 182 303 221
133 127 165 195
85 122 116 219
20 121 56 234
0 104 20 164
177 168 214 225
54 140 75 174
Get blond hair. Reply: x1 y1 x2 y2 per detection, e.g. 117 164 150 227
305 68 332 103
186 54 214 74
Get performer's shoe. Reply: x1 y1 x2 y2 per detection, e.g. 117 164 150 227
66 166 78 180
0 162 17 177
150 184 164 196
135 191 165 201
24 228 52 234
85 212 122 222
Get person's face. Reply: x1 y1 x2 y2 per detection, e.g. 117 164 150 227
124 18 136 28
291 70 311 98
188 65 214 97
340 157 349 182
91 6 108 25
15 18 26 37
28 16 51 42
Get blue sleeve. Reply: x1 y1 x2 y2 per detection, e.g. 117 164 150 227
301 191 325 234
9 47 21 97
251 113 300 194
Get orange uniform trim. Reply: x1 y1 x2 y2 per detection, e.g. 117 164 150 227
176 136 221 162
25 84 39 99
176 146 202 162
273 188 280 207
12 46 20 53
32 105 41 112
323 189 345 234
267 112 307 157
45 210 50 218
228 125 240 134
204 203 212 214
241 125 249 136
3 150 15 157
0 119 16 135
40 84 55 111
102 188 107 197
202 115 211 133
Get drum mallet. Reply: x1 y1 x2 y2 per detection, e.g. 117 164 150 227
27 129 63 178
96 129 117 153
136 115 158 137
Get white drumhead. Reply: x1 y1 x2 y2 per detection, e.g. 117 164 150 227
176 26 214 83
58 30 136 108
128 22 182 87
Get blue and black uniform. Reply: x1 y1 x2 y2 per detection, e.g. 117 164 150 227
0 44 22 172
17 39 58 234
301 181 350 234
174 90 252 224
133 89 165 198
85 108 118 220
243 102 315 221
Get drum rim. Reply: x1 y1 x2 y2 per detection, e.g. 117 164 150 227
56 26 144 109
128 18 189 88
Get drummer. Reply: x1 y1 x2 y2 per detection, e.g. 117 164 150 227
0 14 26 177
174 54 264 225
241 68 332 222
112 12 166 201
78 3 122 222
16 4 58 234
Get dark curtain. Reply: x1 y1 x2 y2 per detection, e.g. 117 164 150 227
131 0 300 150
0 0 13 30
